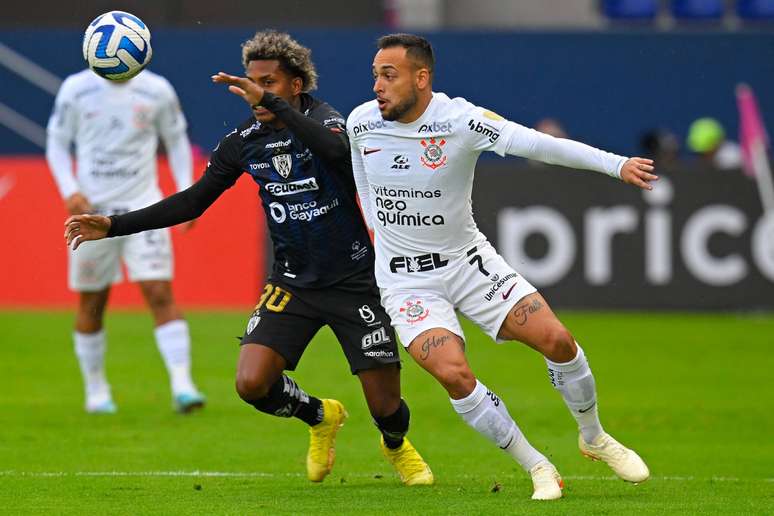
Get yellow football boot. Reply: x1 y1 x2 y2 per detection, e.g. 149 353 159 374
380 437 434 486
306 399 347 482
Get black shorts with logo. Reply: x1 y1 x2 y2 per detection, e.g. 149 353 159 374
240 269 400 374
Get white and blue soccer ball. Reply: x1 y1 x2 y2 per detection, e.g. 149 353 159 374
82 11 152 81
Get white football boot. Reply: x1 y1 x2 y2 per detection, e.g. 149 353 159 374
529 461 563 500
86 391 117 414
579 432 649 483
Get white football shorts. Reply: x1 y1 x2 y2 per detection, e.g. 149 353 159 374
68 228 174 291
380 240 537 348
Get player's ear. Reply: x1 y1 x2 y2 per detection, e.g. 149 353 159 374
291 77 303 96
416 68 431 91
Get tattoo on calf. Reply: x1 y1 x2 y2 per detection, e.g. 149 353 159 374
419 334 450 361
511 298 543 326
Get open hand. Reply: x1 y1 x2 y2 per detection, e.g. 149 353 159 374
620 157 658 190
211 72 264 108
64 214 111 250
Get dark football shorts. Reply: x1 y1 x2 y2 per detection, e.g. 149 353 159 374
240 269 400 374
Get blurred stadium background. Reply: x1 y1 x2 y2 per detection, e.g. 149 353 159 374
1 1 772 514
1 0 773 308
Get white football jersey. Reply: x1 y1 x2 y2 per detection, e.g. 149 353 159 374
348 92 626 287
46 69 188 209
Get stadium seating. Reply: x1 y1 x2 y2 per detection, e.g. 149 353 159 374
602 0 774 22
671 0 725 20
601 0 659 19
737 0 774 19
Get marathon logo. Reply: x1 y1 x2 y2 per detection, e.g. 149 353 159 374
352 119 386 136
265 178 319 196
265 139 292 149
418 121 452 133
363 350 395 358
390 253 449 273
467 119 500 144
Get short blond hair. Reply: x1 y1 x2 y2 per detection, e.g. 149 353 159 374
241 30 318 92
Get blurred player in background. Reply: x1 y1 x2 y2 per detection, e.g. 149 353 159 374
62 31 432 486
46 68 205 414
347 33 655 500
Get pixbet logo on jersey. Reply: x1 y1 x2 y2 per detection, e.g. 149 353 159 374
352 119 386 136
418 121 452 133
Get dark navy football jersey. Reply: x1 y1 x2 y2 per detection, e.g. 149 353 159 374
205 94 373 288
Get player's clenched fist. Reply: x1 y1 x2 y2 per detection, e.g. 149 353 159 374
619 157 658 191
64 214 111 250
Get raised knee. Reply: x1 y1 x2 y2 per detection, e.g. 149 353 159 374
543 326 576 362
235 372 270 401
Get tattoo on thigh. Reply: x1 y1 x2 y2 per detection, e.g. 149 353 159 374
511 298 543 326
419 334 450 361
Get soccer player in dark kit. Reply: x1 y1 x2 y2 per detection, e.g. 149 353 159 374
65 30 433 486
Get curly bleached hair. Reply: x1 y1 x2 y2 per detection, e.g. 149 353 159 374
241 30 318 93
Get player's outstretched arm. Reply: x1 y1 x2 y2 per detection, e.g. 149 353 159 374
211 72 348 164
468 107 660 189
619 157 658 190
64 214 110 250
64 173 229 250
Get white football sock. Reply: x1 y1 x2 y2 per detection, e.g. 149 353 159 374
74 330 111 405
546 343 604 444
154 319 196 395
451 379 547 471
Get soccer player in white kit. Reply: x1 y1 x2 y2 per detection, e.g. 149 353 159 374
46 69 205 414
347 34 656 500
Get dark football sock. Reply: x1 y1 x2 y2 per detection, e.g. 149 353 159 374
374 399 410 449
246 375 323 426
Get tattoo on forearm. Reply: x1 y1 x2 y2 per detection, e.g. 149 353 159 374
419 334 450 361
511 299 543 326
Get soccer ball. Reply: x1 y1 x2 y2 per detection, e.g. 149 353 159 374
82 11 152 81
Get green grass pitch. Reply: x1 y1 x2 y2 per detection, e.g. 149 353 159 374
1 310 772 514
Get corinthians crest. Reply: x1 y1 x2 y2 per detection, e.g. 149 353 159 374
399 298 430 324
419 138 447 170
272 154 293 178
